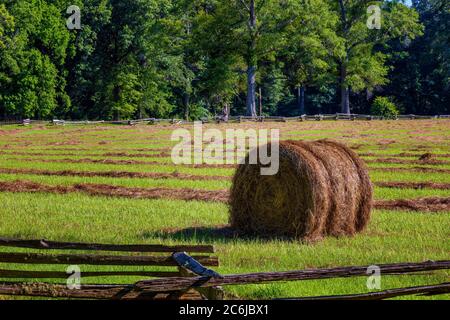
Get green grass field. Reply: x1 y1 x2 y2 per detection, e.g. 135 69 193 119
0 120 449 300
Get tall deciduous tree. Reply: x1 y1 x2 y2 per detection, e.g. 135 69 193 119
281 0 341 115
0 0 70 119
385 0 449 114
197 0 300 117
333 0 423 114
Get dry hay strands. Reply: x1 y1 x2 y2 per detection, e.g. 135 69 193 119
0 180 229 203
374 197 450 212
0 150 172 159
71 184 229 202
359 152 450 159
0 167 228 181
229 140 373 241
365 158 450 166
375 182 450 190
7 157 237 169
103 152 172 158
371 166 450 174
0 180 71 194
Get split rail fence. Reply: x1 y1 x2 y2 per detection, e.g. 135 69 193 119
0 238 448 300
1 114 449 127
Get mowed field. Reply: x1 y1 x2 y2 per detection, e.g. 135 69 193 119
0 120 449 300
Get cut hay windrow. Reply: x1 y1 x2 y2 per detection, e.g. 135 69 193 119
0 180 449 212
0 151 172 159
229 140 373 241
371 167 450 174
374 197 450 212
5 157 237 169
376 182 450 190
0 168 229 181
364 158 450 166
359 152 450 159
0 180 229 203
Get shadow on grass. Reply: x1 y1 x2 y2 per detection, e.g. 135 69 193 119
141 225 239 243
141 225 305 245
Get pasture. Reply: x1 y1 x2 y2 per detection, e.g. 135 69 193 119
0 119 449 300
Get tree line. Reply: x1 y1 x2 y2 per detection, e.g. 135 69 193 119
0 0 448 120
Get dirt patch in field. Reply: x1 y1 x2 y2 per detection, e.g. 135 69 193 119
375 182 450 190
374 198 450 212
0 167 228 181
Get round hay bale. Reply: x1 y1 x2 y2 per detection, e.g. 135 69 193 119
229 140 373 241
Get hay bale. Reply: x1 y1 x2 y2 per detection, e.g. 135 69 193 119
229 140 373 241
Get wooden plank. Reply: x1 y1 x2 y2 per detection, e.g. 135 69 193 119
0 282 138 300
0 269 179 279
0 238 215 253
280 283 450 300
135 260 450 293
0 282 207 300
0 252 219 267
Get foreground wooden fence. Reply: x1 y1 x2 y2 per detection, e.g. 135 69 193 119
0 238 448 300
1 114 449 127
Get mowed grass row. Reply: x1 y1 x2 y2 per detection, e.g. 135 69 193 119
0 192 448 300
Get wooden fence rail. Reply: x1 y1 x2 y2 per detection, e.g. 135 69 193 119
135 260 450 293
0 269 179 279
280 283 450 301
0 252 218 267
0 238 215 253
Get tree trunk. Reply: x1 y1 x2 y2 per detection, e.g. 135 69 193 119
113 85 121 121
246 66 257 117
337 0 350 115
222 102 229 121
246 0 257 118
183 93 190 121
259 87 263 116
340 63 350 114
298 86 305 115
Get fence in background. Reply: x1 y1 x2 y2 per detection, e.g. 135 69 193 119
0 114 449 127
